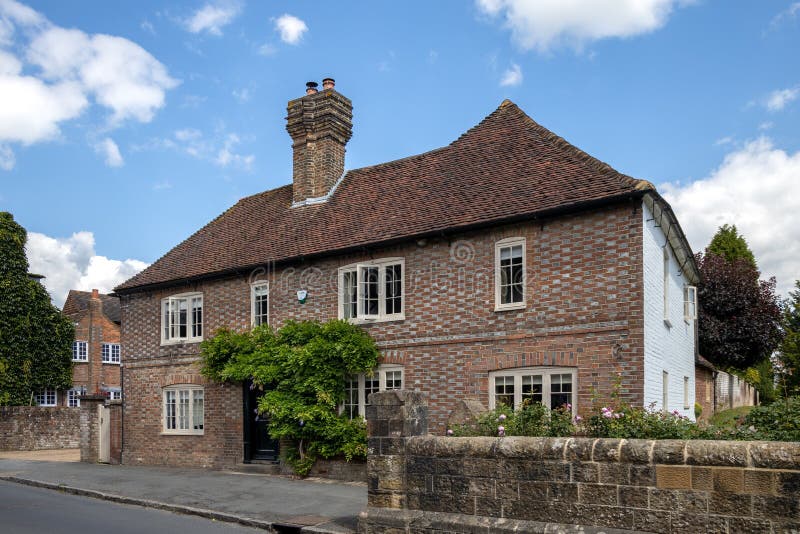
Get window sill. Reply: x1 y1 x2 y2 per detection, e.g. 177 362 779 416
72 360 88 363
495 303 526 312
160 431 204 436
160 338 203 347
347 315 405 325
102 361 121 365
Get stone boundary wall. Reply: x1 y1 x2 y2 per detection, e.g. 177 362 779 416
361 391 800 533
0 406 80 450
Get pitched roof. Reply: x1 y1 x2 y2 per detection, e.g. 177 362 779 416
62 290 121 324
117 100 652 292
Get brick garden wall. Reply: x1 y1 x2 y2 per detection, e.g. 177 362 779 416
0 406 80 450
121 202 645 467
361 391 800 533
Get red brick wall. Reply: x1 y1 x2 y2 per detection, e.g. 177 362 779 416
121 202 644 466
695 365 714 421
69 302 121 403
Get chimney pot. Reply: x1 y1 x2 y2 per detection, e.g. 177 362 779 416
322 78 335 90
305 81 318 95
91 288 99 299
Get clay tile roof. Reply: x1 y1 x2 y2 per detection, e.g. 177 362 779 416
62 290 121 323
117 100 646 292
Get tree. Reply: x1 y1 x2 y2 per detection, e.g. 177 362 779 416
777 281 800 396
707 224 756 268
0 212 74 405
696 251 782 370
201 319 380 475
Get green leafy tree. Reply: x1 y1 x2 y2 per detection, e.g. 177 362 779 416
777 281 800 396
697 226 783 371
0 212 74 405
201 319 380 475
707 224 756 268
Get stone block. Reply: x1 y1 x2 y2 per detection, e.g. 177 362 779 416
495 480 518 500
564 437 594 461
620 439 653 464
592 438 622 462
517 481 548 502
778 471 800 494
572 504 634 530
381 437 406 456
649 489 708 513
547 482 578 502
407 436 437 456
713 467 744 493
708 491 752 516
579 483 618 506
726 516 773 533
651 440 686 465
496 436 543 460
541 437 570 460
468 477 495 497
690 466 713 491
571 462 599 483
599 462 630 485
407 456 434 475
655 465 692 489
686 440 747 467
619 485 649 508
743 469 774 495
748 441 800 470
632 509 670 534
446 398 486 429
629 465 656 487
474 496 501 518
460 458 496 478
669 511 709 534
752 495 799 519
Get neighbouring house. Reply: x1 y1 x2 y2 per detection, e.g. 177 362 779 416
694 354 758 421
115 79 700 468
54 289 122 408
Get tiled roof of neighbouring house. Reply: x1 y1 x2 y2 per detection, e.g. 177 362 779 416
62 290 122 323
116 100 652 292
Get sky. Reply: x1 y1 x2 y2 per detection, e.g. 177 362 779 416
0 0 798 307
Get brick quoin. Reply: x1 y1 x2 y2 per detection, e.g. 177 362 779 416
121 204 646 467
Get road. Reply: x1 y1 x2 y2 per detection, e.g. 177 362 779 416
0 480 265 533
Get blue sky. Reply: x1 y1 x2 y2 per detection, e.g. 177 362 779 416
1 0 798 306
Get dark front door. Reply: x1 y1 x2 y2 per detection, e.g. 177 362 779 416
243 381 280 462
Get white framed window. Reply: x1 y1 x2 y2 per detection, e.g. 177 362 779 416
35 388 57 407
338 259 404 323
67 387 86 407
495 237 526 311
102 343 120 364
251 282 269 327
342 365 403 419
488 367 576 412
72 341 88 362
683 376 690 410
684 285 697 322
662 371 669 410
663 247 671 326
161 293 203 344
106 388 122 401
162 385 204 435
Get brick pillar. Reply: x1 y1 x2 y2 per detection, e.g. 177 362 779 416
107 399 122 464
79 395 105 463
365 390 427 510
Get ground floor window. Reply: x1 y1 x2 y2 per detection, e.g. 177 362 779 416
163 385 204 435
35 388 57 407
343 365 403 419
67 387 86 407
488 367 576 412
106 388 121 401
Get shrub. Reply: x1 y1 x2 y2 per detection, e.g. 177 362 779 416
743 397 800 441
585 405 703 440
449 402 575 437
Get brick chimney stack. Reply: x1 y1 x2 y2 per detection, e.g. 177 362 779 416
286 78 353 205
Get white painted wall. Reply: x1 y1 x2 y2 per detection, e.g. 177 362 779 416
642 202 697 419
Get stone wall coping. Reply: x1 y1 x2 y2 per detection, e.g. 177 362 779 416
405 436 800 469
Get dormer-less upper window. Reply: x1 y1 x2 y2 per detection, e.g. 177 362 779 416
161 293 203 344
495 237 526 311
338 259 404 323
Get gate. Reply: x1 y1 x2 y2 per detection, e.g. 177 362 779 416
98 404 110 463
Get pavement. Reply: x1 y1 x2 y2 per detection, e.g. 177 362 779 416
0 450 366 533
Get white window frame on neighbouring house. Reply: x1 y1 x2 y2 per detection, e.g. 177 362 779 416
683 376 690 410
161 293 203 344
67 387 86 407
495 237 526 311
101 343 120 364
684 285 698 322
338 258 404 323
251 281 269 327
488 367 576 412
35 388 57 407
342 365 404 419
662 371 669 410
106 388 121 401
72 340 88 362
162 385 204 435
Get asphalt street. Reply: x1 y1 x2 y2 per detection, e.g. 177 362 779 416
0 479 266 533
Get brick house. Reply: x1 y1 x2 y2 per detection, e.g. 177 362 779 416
115 79 700 468
49 289 122 408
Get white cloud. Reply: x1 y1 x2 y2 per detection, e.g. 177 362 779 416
661 137 800 296
184 1 242 35
215 133 254 170
94 137 123 167
770 2 800 29
134 128 254 170
765 87 799 112
174 128 201 141
476 0 692 52
232 87 250 102
0 0 177 168
257 43 277 56
714 136 734 147
499 63 523 86
0 143 14 170
26 230 148 308
274 14 307 45
140 20 155 35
